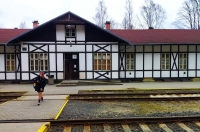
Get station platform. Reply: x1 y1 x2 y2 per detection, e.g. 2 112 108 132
1 82 200 132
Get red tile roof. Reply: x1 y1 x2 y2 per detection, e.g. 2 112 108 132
0 29 30 43
110 29 200 44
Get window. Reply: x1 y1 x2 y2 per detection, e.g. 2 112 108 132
94 53 110 70
30 53 48 71
161 53 170 70
66 28 76 37
6 54 15 71
179 53 187 70
126 53 134 70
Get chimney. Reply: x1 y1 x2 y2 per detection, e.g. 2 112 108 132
33 20 39 28
105 21 110 30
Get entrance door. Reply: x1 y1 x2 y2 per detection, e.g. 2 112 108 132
65 53 79 80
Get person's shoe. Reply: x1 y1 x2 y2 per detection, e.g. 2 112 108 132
38 100 40 105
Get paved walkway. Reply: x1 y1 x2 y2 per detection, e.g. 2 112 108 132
1 82 200 132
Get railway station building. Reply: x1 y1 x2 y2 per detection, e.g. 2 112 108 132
1 11 200 82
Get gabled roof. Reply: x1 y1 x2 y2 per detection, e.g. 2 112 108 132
6 11 130 45
110 29 200 44
0 29 29 43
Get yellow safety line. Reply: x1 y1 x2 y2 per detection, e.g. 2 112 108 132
37 122 50 132
54 95 69 120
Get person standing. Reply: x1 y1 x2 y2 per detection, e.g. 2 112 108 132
34 72 47 105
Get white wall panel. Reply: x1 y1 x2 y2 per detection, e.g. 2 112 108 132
17 73 20 79
86 45 92 52
30 73 38 80
120 71 125 78
94 45 110 52
153 71 160 77
171 71 178 77
76 25 85 41
144 53 152 70
189 71 195 77
0 54 5 71
79 72 86 79
56 25 65 41
86 53 92 70
49 45 55 52
144 71 152 77
161 71 170 77
112 44 118 52
136 53 143 70
29 45 48 52
189 53 195 69
22 73 29 80
50 53 56 71
112 72 118 79
57 45 85 52
87 72 93 79
153 53 160 70
126 71 134 78
79 53 85 71
57 72 64 79
94 72 110 79
136 71 143 78
179 71 187 77
21 53 29 71
112 53 118 70
171 53 178 70
57 53 63 71
197 53 200 69
197 71 200 77
0 73 5 80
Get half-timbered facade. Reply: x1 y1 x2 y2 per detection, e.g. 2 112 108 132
1 11 200 82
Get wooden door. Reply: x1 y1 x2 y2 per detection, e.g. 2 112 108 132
65 53 79 80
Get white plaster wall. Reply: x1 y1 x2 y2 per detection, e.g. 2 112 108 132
0 54 5 71
197 53 200 69
136 53 143 70
188 53 195 69
57 72 64 79
86 45 92 52
120 71 125 78
0 73 5 80
49 45 55 52
0 46 4 53
66 38 75 42
153 71 160 77
94 45 111 52
179 71 187 77
87 72 93 79
112 53 118 70
112 44 118 52
162 71 170 77
171 71 178 77
56 25 65 41
126 71 134 78
171 53 178 70
76 25 85 41
112 72 118 79
49 53 56 71
21 53 29 71
86 53 92 70
79 72 86 79
6 73 16 80
57 45 85 52
29 45 48 52
197 71 200 77
189 71 195 77
144 53 152 70
22 73 29 80
136 71 143 78
30 73 39 80
153 53 160 70
57 53 63 71
144 71 152 77
79 53 85 71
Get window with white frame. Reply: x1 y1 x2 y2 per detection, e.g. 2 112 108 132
94 53 111 70
66 28 76 37
30 53 48 71
6 54 15 71
126 53 134 70
161 53 170 70
179 53 187 70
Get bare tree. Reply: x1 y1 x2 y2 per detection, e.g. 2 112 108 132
122 0 134 29
93 0 108 28
138 0 166 29
110 19 120 29
19 21 27 29
173 0 200 29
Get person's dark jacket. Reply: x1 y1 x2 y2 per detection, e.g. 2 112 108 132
34 75 47 91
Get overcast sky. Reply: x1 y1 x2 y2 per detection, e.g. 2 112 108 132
0 0 185 29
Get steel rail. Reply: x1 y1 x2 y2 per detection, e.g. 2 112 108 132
1 116 200 125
